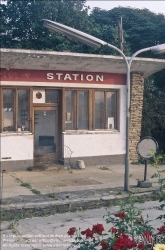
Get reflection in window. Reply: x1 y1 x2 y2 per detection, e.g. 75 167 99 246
78 91 89 130
2 89 14 131
65 90 89 130
95 92 104 129
65 91 74 130
18 90 30 131
46 90 59 103
106 92 116 129
95 91 117 129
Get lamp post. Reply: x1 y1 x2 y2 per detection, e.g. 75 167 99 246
41 19 165 191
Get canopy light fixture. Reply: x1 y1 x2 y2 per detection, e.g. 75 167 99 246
41 19 106 49
151 44 165 55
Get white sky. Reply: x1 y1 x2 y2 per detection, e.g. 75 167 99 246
86 1 165 15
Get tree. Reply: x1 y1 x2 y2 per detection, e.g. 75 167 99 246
90 7 165 57
0 0 93 51
141 77 165 152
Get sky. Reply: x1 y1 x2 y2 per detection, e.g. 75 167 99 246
86 1 165 15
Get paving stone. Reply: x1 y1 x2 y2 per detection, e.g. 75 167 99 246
0 221 11 231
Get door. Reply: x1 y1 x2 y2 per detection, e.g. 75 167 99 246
33 107 58 165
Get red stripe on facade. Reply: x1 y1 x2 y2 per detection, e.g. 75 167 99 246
0 69 126 85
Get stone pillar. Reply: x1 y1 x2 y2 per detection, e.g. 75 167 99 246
129 73 144 162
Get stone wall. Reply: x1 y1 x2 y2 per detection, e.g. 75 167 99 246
129 73 144 162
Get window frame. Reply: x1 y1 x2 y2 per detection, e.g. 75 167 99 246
64 89 90 131
94 90 118 130
64 88 119 132
1 87 32 133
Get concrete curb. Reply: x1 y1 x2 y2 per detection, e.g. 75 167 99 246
1 190 159 221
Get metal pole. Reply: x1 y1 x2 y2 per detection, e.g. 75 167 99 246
144 160 147 181
1 170 6 202
124 66 130 191
105 43 130 191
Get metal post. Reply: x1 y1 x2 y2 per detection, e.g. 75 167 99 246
106 43 130 192
124 66 130 191
1 170 6 202
144 160 147 181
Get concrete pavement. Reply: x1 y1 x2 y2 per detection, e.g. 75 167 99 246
1 163 163 198
1 200 165 250
1 163 165 249
0 163 164 222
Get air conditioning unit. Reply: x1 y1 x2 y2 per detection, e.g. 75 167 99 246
33 89 45 103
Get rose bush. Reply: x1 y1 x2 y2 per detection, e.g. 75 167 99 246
67 154 165 249
67 195 165 249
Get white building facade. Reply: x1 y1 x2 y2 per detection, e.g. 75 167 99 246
0 49 165 171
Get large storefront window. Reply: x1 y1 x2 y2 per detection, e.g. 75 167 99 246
2 89 30 132
65 90 117 131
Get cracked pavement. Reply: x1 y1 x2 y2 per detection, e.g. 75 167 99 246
1 200 165 250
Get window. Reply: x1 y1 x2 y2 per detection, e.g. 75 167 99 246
45 89 59 103
65 90 89 130
65 89 118 131
18 90 30 131
2 89 30 132
78 91 89 130
2 89 14 131
95 91 117 130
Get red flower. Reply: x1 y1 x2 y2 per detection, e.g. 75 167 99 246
114 212 127 219
111 227 117 234
157 225 165 234
92 223 104 234
137 242 145 249
67 227 76 236
113 235 137 250
81 228 93 238
101 240 109 250
142 231 152 243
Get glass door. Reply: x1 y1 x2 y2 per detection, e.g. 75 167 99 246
33 107 58 164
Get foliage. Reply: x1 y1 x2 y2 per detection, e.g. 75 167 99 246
0 0 92 52
90 7 165 57
151 153 165 224
141 79 165 152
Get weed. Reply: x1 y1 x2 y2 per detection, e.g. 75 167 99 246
100 166 109 170
20 182 32 189
47 192 58 199
31 189 41 195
